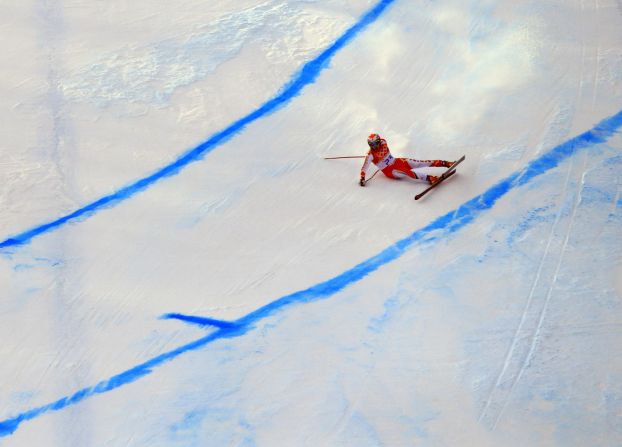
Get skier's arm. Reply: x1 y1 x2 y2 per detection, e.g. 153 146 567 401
360 152 372 186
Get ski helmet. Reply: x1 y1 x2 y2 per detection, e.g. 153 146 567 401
367 133 382 149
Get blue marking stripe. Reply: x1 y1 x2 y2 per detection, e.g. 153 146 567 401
161 313 238 329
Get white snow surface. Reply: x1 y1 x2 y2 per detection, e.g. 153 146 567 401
1 0 622 446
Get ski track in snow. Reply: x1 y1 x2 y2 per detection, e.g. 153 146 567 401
1 108 621 438
478 149 589 429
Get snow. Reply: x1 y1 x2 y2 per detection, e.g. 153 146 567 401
1 0 621 445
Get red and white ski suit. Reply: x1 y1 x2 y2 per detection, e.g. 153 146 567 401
360 138 452 184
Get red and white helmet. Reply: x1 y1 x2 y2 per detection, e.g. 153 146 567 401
367 133 382 148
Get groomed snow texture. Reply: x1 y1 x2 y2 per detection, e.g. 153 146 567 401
1 1 621 446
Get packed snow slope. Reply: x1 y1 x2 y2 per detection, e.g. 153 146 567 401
1 0 621 445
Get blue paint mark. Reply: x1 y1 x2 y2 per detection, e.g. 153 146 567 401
161 313 238 329
13 264 34 272
0 0 397 250
169 408 208 434
507 205 555 246
2 108 621 439
33 257 64 267
368 295 401 333
581 185 617 205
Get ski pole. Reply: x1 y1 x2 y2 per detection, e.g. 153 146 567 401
323 155 365 160
362 169 380 185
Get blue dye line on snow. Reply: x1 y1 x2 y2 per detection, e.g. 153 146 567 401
161 313 239 329
0 0 397 250
2 108 621 438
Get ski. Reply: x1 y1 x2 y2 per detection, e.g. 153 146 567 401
414 155 465 201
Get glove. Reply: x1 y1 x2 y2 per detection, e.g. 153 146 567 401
359 177 366 187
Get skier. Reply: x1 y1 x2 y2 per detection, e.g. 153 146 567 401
360 133 455 187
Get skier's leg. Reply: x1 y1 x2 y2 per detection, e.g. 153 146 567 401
392 159 419 180
390 170 407 179
384 159 430 182
433 159 454 168
406 158 453 169
381 166 397 179
410 169 437 184
405 159 434 169
391 169 429 182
